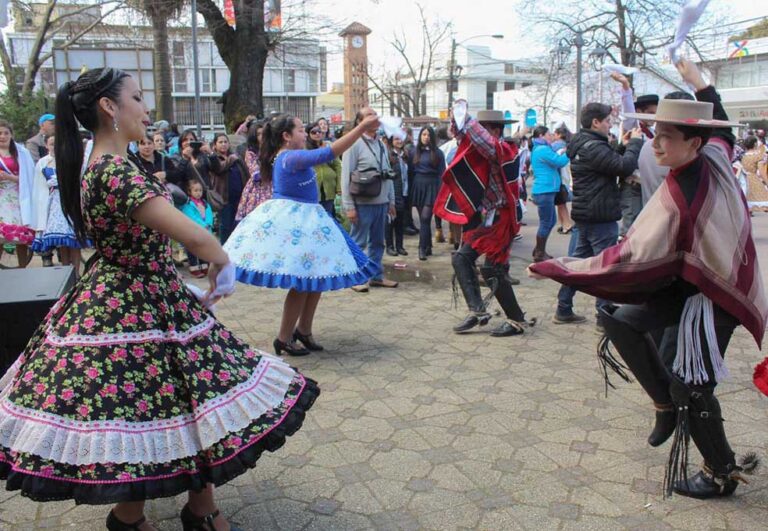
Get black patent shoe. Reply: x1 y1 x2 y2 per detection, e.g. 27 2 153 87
106 511 147 531
453 312 491 333
648 405 676 447
294 330 324 351
181 504 243 531
386 246 398 257
273 338 311 357
419 249 427 261
490 320 525 337
397 247 408 256
673 468 739 499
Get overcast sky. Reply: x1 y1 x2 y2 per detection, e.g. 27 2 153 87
320 0 768 89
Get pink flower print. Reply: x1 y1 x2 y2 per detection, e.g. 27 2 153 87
199 370 213 382
132 225 143 238
34 383 46 394
132 347 146 359
43 394 57 407
100 383 118 397
220 330 231 340
147 283 159 295
22 370 34 382
177 301 189 312
78 290 92 302
225 436 242 448
169 280 180 291
218 370 231 383
159 383 175 396
94 283 106 295
149 260 160 271
187 350 200 362
110 348 128 362
126 314 139 324
137 400 148 412
82 317 96 329
191 310 201 321
147 365 159 377
45 348 57 359
130 281 143 292
86 367 99 379
61 389 75 401
55 358 67 371
226 354 236 364
212 344 223 354
72 353 85 364
123 382 136 394
244 350 255 359
77 404 91 417
119 472 133 480
239 369 249 378
107 297 121 310
116 222 130 233
108 176 120 189
106 195 116 209
141 312 154 324
40 465 55 476
68 324 80 335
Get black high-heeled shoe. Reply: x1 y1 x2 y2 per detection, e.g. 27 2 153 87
273 338 310 357
294 330 324 351
180 504 243 531
106 510 147 531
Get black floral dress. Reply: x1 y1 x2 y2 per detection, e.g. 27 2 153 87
0 154 319 504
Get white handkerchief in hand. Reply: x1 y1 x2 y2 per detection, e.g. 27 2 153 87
379 116 406 140
186 283 216 313
453 100 468 131
211 262 236 298
602 63 639 76
668 0 711 64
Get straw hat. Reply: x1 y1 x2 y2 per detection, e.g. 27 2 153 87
624 99 742 128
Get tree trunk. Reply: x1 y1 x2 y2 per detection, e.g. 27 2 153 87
151 12 174 121
224 29 268 131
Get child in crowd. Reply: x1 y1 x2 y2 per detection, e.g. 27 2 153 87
180 178 213 277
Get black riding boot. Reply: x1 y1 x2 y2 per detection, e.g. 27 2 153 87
480 264 527 337
671 384 748 499
452 252 489 333
599 306 675 446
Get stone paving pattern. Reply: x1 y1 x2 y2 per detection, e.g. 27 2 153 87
1 214 768 530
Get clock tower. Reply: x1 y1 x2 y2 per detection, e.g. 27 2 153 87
339 22 372 122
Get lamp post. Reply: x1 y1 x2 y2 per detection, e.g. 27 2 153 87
447 34 504 112
589 45 609 101
191 0 202 136
552 31 585 128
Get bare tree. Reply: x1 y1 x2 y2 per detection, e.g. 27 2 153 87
0 1 126 103
195 0 336 130
367 3 451 118
129 0 187 122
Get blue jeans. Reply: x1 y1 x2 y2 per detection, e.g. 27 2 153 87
556 221 618 316
350 203 387 281
532 192 557 238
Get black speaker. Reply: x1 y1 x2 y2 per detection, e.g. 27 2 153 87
0 266 76 374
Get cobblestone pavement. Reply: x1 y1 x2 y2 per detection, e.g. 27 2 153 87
2 214 768 530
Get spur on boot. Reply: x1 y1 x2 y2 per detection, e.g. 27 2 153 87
181 504 243 531
273 338 311 357
490 319 525 337
673 467 740 499
106 511 147 531
648 404 676 447
294 330 324 351
453 312 491 333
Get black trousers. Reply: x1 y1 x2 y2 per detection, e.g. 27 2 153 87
452 242 524 322
386 209 404 250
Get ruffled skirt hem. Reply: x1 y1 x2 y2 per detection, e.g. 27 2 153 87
0 378 319 504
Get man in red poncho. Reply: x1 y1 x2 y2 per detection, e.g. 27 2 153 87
435 103 530 337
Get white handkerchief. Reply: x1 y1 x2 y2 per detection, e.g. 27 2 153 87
602 63 639 75
379 116 406 140
212 261 236 298
453 100 468 131
668 0 711 64
186 283 217 313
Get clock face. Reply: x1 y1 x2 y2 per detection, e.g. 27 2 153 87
351 35 364 49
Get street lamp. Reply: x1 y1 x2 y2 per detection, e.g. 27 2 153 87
589 45 609 101
550 31 585 128
447 34 504 111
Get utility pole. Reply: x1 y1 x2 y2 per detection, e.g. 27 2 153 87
191 0 202 137
447 37 457 111
575 31 584 128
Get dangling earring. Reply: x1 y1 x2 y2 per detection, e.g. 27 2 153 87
113 118 119 132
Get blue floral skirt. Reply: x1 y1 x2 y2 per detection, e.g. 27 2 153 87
224 199 378 291
31 189 90 252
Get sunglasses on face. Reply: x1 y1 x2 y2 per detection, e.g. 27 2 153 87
310 129 322 135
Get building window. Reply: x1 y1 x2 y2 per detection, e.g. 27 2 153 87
504 82 515 91
174 69 187 92
172 41 185 65
284 70 295 92
201 69 216 92
446 79 458 92
504 63 514 75
486 81 497 110
521 82 532 88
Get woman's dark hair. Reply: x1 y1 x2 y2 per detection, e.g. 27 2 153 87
744 135 759 150
672 124 712 151
55 67 130 244
580 102 612 129
212 132 230 154
317 117 330 139
0 119 19 162
169 123 180 135
532 125 549 139
413 126 439 167
306 121 324 149
436 126 450 142
246 120 263 154
259 113 297 183
554 125 572 142
179 129 197 154
141 132 155 143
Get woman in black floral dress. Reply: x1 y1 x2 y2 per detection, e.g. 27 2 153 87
0 69 319 531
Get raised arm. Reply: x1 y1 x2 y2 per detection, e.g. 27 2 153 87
612 73 638 131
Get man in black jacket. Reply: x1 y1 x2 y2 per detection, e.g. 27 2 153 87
553 103 643 329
